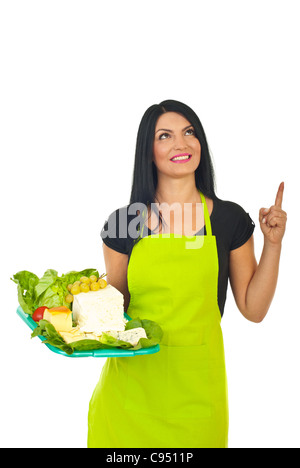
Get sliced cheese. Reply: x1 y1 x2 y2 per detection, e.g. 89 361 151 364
58 329 101 344
84 333 101 341
44 306 73 332
58 327 86 344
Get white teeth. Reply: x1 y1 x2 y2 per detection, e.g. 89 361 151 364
171 155 191 161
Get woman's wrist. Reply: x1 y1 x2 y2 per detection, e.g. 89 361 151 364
263 237 282 252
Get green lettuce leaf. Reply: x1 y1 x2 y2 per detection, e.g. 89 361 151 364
34 269 58 298
11 271 39 315
31 320 73 355
70 340 106 352
37 286 64 309
12 271 39 291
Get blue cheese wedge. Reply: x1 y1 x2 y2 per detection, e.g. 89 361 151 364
108 327 148 347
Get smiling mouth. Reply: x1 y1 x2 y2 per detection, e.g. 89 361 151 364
170 154 192 163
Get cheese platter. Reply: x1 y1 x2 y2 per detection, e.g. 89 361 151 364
12 268 163 358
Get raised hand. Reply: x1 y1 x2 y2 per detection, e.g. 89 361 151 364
259 182 287 245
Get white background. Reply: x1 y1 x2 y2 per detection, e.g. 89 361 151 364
1 0 299 448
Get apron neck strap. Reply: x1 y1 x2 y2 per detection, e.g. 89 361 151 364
199 191 212 237
138 190 213 238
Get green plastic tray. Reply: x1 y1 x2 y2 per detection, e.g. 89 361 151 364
16 306 160 358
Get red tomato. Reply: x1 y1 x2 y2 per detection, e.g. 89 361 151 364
32 306 48 322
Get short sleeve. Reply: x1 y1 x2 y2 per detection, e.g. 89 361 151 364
230 205 256 250
100 207 131 255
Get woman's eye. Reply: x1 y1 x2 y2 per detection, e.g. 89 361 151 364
158 128 195 140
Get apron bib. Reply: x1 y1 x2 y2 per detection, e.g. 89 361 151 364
88 191 229 448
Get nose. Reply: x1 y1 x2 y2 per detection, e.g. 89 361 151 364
174 134 188 149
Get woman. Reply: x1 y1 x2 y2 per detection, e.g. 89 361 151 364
88 100 287 448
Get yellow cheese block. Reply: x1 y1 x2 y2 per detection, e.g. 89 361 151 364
44 306 73 332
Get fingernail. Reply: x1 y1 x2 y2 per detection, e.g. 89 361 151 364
263 208 269 214
262 217 266 223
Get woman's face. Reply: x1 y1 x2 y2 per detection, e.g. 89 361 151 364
152 112 201 180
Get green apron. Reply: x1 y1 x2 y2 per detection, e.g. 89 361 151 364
88 191 229 448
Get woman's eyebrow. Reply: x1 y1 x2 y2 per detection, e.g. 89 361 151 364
155 124 193 134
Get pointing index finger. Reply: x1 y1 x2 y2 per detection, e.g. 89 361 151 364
275 181 284 208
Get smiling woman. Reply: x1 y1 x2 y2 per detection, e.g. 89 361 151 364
88 99 287 449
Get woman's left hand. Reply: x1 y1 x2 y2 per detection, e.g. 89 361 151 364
259 182 287 245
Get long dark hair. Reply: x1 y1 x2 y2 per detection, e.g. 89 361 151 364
129 99 217 232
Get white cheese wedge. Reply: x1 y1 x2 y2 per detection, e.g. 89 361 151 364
107 327 148 347
72 285 127 335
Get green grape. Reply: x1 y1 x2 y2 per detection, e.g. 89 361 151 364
98 278 107 289
65 294 74 303
71 284 81 295
80 276 90 284
80 282 90 293
90 281 100 291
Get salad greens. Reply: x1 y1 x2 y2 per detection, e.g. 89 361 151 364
11 268 99 315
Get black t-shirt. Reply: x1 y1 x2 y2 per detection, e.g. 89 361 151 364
100 197 255 318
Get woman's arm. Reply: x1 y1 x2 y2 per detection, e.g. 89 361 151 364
102 243 130 312
229 236 282 322
229 182 287 323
